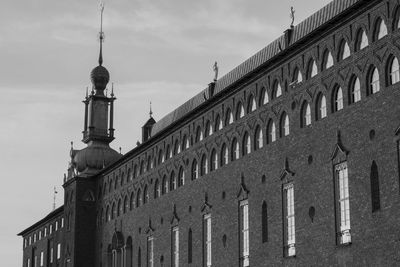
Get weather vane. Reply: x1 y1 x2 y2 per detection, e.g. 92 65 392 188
98 1 105 66
290 7 295 28
213 61 219 81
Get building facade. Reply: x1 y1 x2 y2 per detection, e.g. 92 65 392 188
19 0 400 266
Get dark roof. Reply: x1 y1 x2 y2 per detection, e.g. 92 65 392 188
17 206 64 236
151 0 363 136
143 117 156 128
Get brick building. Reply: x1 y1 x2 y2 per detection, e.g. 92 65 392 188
18 0 400 266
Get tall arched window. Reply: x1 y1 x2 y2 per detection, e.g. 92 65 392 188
195 126 203 143
154 179 160 199
248 95 257 113
170 172 176 191
242 132 251 156
370 161 381 212
338 39 351 61
106 205 110 222
136 189 142 208
292 67 303 83
174 140 180 155
301 101 311 127
332 86 344 112
215 115 222 131
356 29 369 51
133 165 137 179
146 156 152 171
205 121 212 137
280 113 290 137
396 8 400 30
261 88 269 105
322 49 334 70
307 59 318 78
123 196 128 214
162 175 168 195
158 151 163 165
316 93 327 120
374 18 388 41
178 167 185 187
231 138 240 161
111 202 116 220
267 120 276 144
182 135 188 151
117 199 122 217
192 160 199 180
369 67 380 95
201 154 208 176
221 143 228 167
165 146 171 161
143 186 149 204
210 149 218 171
272 80 282 99
389 57 400 85
130 192 135 210
254 126 263 150
225 109 233 126
236 102 245 120
349 76 361 104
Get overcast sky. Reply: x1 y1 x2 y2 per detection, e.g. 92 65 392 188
0 0 331 265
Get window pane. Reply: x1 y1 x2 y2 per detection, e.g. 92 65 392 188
391 58 400 85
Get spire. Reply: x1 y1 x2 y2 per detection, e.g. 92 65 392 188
98 2 105 66
149 101 153 118
53 186 58 211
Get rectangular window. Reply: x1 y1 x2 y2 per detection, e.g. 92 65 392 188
57 243 61 259
203 214 212 267
49 225 53 235
172 226 179 267
27 258 30 267
283 183 296 257
24 238 27 248
335 162 351 244
147 236 154 267
40 252 44 266
61 218 64 228
239 200 249 267
50 247 54 263
55 221 58 231
44 227 47 237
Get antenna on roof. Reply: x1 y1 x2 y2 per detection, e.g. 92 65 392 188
290 6 295 28
53 186 58 211
98 1 105 66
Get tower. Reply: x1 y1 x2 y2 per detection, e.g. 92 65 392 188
62 4 121 266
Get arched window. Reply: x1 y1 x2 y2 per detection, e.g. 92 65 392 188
215 115 222 131
272 80 282 99
262 201 268 243
123 196 128 214
221 143 228 167
261 88 269 105
292 67 303 83
130 192 135 210
106 205 110 222
158 151 163 165
195 126 203 143
280 113 290 137
225 109 233 126
243 132 251 156
254 126 263 150
349 76 361 104
267 120 276 144
192 160 199 180
338 39 351 61
178 167 185 187
117 199 122 216
322 49 334 70
248 95 257 113
307 59 318 78
165 145 171 161
396 8 400 30
162 175 168 195
143 186 149 204
389 57 400 85
170 172 176 191
368 67 380 95
174 140 180 155
370 161 381 212
154 179 160 199
356 29 369 51
205 121 212 137
374 18 388 41
332 86 344 112
147 156 152 171
111 202 116 220
231 138 240 161
182 135 189 150
236 102 245 120
210 149 218 171
300 101 311 127
316 93 327 120
136 189 142 208
201 154 208 176
133 165 137 179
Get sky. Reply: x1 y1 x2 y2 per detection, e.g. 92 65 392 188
0 0 331 265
